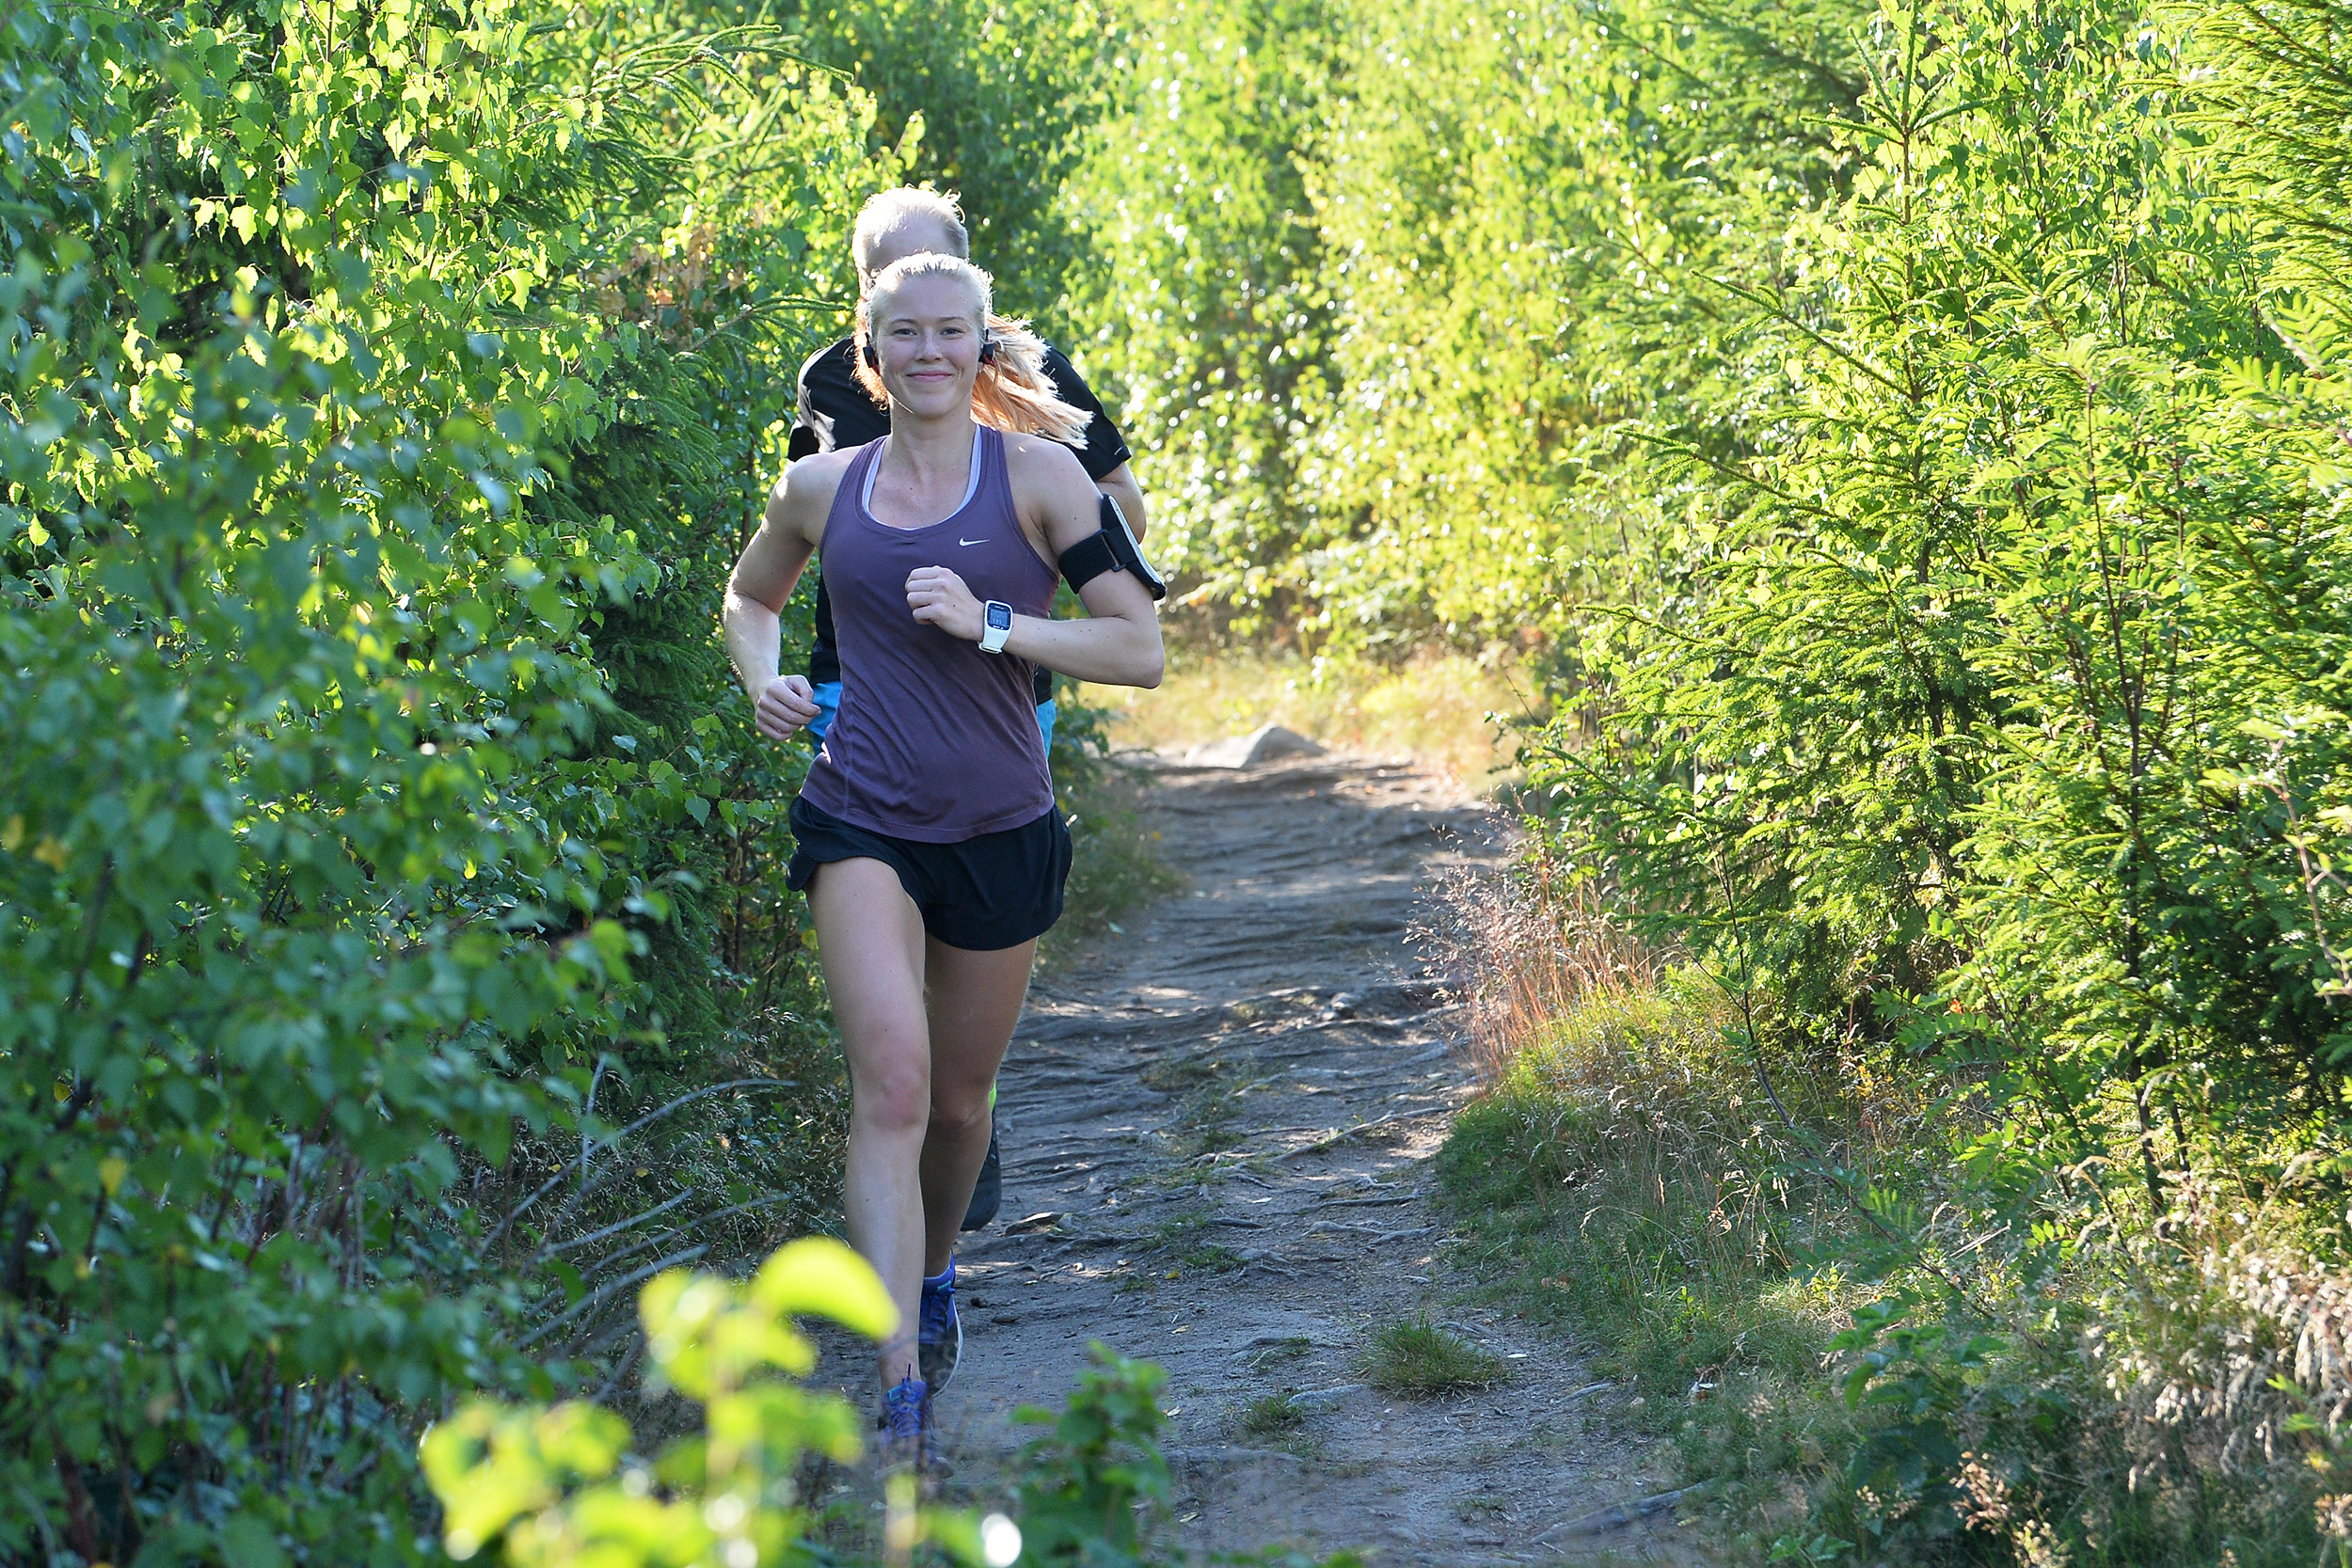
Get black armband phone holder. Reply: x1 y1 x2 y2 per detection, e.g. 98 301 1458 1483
1058 493 1167 601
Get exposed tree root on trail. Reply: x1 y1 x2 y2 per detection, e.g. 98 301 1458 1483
833 753 1707 1563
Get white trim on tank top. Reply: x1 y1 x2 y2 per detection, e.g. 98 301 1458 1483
861 429 985 524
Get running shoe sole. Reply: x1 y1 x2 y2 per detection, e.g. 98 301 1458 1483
961 1124 1002 1231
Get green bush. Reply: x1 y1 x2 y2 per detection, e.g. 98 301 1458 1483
0 0 889 1556
420 1237 987 1568
1294 0 1866 651
1067 0 1871 649
783 0 1117 322
1062 0 1343 637
1009 1346 1175 1567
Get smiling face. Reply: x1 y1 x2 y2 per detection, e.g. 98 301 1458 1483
866 269 988 419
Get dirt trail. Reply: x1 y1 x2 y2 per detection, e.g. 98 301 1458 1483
928 752 1703 1563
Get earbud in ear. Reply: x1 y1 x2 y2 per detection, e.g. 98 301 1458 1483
979 337 998 365
862 340 879 371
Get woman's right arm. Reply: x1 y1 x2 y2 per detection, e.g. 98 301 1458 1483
724 461 833 739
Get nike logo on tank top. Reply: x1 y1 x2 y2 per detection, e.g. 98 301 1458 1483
800 428 1059 843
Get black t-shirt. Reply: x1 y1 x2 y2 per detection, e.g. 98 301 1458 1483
787 338 1132 696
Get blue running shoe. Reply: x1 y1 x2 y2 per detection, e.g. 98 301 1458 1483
918 1259 962 1394
879 1373 932 1473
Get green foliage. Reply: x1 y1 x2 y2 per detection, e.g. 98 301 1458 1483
1825 1301 2001 1550
782 0 1118 319
1063 0 1343 634
1435 974 1853 1396
0 0 890 1557
1464 0 2352 1540
1009 1345 1173 1566
1538 0 2352 1212
418 1237 986 1568
1296 0 1865 649
1069 0 1869 646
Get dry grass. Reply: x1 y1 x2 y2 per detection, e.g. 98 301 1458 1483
1427 863 1875 1552
1071 647 1544 789
2097 1178 2352 1479
1423 853 1668 1085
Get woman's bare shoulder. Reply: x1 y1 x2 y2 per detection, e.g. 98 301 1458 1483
1001 431 1101 556
1001 431 1093 498
778 447 861 538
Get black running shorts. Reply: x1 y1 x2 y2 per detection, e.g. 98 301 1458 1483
786 796 1073 951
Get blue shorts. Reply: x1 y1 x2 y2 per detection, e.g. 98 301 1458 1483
808 681 1057 754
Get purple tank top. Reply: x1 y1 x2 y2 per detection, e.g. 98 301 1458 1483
800 427 1058 842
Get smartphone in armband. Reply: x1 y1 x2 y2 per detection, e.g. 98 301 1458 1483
1059 493 1168 601
1098 494 1167 600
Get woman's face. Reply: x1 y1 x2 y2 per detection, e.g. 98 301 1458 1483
870 273 985 419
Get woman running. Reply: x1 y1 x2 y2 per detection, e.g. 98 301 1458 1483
789 187 1153 1236
722 253 1164 1466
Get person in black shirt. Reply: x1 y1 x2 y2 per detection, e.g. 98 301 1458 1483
783 188 1148 754
772 189 1151 1270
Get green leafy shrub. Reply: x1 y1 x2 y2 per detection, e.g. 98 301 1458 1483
1535 0 2352 1200
1062 0 1343 638
1292 0 1866 652
1068 0 1870 650
1009 1345 1173 1566
782 0 1116 321
420 1236 987 1568
0 0 889 1556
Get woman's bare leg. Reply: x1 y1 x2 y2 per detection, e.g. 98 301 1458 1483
805 858 931 1387
917 936 1037 1274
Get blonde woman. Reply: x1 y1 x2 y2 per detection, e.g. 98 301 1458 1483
723 254 1163 1466
790 188 1152 1240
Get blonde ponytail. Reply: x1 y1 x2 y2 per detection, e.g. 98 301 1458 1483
856 255 1094 450
970 314 1092 447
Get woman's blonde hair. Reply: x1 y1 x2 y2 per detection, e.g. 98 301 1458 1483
854 253 1093 450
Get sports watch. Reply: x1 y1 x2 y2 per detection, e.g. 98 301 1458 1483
978 600 1014 654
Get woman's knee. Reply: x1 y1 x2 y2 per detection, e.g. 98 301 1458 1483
851 1053 932 1134
927 1083 992 1139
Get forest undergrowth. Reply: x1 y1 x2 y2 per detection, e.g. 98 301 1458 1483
0 0 1165 1560
1094 0 2352 1558
1432 862 2352 1565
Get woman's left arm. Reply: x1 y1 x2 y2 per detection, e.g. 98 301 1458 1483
904 439 1164 689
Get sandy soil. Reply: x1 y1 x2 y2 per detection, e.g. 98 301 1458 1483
827 752 1706 1563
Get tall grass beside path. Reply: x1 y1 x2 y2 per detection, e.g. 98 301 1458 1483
1428 868 1871 1551
1433 868 2352 1564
